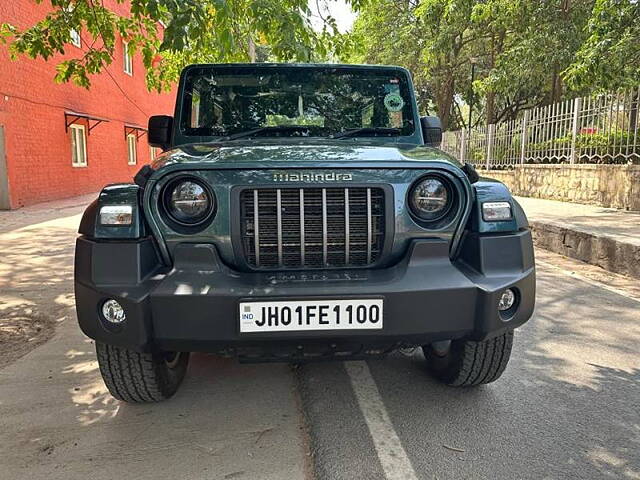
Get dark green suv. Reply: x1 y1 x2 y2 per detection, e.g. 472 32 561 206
75 64 535 402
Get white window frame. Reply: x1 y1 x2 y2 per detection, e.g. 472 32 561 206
70 29 81 48
70 124 87 167
123 41 133 76
127 133 137 165
149 146 158 161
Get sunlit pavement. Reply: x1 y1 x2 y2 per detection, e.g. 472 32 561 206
0 197 638 479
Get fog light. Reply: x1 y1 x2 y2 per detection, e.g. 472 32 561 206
498 289 516 311
102 299 126 323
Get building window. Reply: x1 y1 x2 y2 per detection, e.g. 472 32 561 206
70 29 81 48
70 124 87 167
127 134 137 165
150 146 158 161
123 41 133 75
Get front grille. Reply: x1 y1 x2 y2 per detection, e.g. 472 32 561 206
240 187 385 269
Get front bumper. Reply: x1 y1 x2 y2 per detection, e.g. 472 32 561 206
74 231 535 357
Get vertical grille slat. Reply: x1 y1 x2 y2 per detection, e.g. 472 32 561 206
366 188 372 264
276 188 283 266
300 188 305 266
322 188 328 266
240 186 385 270
253 190 260 268
345 188 350 264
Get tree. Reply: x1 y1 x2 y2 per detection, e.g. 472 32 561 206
0 0 362 91
346 0 479 129
473 0 593 123
564 0 640 91
344 0 597 129
415 0 478 129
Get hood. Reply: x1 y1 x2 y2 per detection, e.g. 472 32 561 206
151 139 462 172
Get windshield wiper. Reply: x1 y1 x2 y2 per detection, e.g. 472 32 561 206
221 125 314 141
332 127 402 139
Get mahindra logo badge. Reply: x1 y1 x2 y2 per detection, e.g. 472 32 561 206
272 172 353 182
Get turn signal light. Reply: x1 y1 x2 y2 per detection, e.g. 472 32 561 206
99 205 133 225
482 201 512 221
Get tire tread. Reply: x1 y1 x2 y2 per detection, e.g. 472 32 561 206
95 342 187 403
425 331 514 387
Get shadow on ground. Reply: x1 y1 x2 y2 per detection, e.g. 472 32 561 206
297 266 640 480
0 198 308 479
0 210 82 367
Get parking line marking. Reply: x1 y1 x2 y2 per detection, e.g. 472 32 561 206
537 259 640 304
344 361 419 480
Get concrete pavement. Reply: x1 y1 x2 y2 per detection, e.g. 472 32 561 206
516 196 640 279
0 197 310 480
299 254 640 479
1 195 639 479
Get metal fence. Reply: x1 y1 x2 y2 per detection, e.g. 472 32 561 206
441 86 640 168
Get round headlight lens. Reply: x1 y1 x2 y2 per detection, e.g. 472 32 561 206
166 179 213 225
410 177 451 221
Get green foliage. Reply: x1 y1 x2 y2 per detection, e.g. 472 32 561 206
3 0 638 119
564 0 640 91
344 0 599 129
345 0 477 128
0 0 353 91
344 0 640 130
468 130 636 166
265 114 325 127
528 131 634 152
473 1 593 106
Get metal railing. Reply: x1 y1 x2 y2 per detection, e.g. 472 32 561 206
441 86 640 168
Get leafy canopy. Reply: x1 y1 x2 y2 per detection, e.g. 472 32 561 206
0 0 365 91
345 0 599 129
564 0 640 91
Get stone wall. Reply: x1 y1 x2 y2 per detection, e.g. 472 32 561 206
479 165 640 211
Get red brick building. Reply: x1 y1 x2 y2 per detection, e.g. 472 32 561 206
0 0 176 209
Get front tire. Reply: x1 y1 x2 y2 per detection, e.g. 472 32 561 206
96 342 189 403
423 331 513 386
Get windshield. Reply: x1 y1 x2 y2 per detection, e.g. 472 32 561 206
179 65 416 140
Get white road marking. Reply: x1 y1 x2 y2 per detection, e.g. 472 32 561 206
537 259 640 304
344 361 419 480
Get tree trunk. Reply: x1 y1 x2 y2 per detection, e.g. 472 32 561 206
437 93 452 130
436 77 455 129
248 38 256 63
485 91 495 126
484 31 504 126
549 68 563 104
629 87 639 136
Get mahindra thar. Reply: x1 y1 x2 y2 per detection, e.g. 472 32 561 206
75 64 535 402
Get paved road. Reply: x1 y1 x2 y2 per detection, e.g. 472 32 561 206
299 260 640 479
1 198 639 479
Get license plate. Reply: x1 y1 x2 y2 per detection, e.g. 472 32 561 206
239 299 383 333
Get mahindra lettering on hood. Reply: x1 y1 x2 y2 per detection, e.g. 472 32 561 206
272 172 354 182
75 63 535 403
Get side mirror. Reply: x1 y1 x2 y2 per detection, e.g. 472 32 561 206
148 115 173 150
420 116 443 146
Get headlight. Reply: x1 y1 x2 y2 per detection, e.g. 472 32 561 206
409 176 452 221
164 178 214 225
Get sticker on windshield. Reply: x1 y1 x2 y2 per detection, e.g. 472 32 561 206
384 93 405 112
